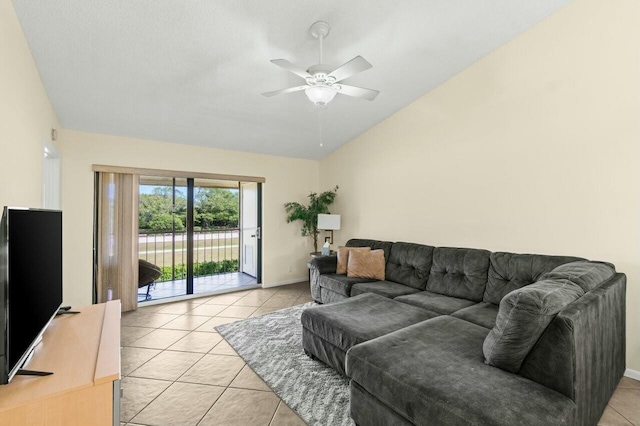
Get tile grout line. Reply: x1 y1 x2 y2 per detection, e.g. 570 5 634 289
608 383 640 425
123 283 311 425
267 400 283 426
128 352 207 382
125 288 269 423
124 305 221 423
191 329 266 426
610 404 637 426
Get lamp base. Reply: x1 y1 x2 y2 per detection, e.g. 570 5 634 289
326 230 334 245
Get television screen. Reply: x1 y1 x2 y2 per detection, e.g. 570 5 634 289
0 208 62 383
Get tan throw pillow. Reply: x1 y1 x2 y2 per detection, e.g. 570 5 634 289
337 246 371 275
347 249 385 280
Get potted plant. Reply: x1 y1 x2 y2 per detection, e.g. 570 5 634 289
285 186 339 253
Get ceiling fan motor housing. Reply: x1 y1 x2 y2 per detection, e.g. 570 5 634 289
306 64 337 84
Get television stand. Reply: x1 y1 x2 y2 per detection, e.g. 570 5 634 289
0 301 121 426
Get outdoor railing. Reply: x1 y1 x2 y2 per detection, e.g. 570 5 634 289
138 228 240 282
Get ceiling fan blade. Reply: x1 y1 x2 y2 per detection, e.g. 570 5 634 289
337 84 379 101
270 59 312 80
261 85 308 97
327 56 372 82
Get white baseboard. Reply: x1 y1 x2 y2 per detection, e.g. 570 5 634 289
262 277 308 288
624 368 640 381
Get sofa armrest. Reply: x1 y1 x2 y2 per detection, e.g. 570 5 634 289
307 255 338 303
308 255 338 275
519 273 626 426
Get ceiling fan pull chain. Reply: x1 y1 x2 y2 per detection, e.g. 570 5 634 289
318 108 323 147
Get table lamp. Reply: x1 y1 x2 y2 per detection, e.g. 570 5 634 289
317 214 341 246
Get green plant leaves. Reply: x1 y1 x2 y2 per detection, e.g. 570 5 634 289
158 259 239 281
284 186 339 250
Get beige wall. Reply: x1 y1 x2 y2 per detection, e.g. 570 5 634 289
0 1 59 208
320 0 640 370
59 130 319 307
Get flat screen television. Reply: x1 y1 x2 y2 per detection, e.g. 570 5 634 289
0 207 63 384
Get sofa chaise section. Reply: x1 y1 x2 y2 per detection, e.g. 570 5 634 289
301 293 438 375
347 316 577 426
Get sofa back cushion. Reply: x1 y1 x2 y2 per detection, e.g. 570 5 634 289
385 242 434 289
483 252 585 305
336 246 371 275
425 247 491 302
347 250 386 281
483 279 585 373
346 239 393 262
539 261 615 293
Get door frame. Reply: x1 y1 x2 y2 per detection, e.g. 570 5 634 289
256 182 262 283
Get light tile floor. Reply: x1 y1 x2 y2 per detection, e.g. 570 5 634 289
121 281 640 426
121 281 310 426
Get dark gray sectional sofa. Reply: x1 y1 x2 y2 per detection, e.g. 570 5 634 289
303 239 626 426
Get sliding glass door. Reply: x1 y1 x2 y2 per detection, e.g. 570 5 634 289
137 176 260 302
138 176 188 299
192 178 242 293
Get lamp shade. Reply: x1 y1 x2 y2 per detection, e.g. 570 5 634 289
317 214 341 230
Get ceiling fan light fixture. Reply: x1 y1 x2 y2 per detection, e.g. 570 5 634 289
305 85 338 106
262 21 378 104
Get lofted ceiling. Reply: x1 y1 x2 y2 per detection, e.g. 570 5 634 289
12 0 570 160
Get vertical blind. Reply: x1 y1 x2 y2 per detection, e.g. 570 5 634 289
96 172 139 312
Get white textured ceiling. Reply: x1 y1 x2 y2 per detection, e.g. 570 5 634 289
12 0 570 160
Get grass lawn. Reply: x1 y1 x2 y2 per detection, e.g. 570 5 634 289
140 233 239 269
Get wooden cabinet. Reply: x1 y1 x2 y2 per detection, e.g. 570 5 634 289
0 301 121 425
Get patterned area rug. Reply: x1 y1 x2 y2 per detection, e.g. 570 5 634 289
215 303 353 426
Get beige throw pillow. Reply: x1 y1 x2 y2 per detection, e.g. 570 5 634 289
347 249 385 280
336 246 371 275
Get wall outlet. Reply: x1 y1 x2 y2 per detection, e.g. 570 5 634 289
287 265 292 273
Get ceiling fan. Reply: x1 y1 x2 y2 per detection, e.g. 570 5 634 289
262 21 379 106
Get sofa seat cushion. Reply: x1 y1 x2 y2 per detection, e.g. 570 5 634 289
301 293 438 375
425 247 491 302
318 273 375 297
350 281 422 299
484 252 585 305
395 290 476 315
451 302 499 329
347 316 576 426
302 293 438 352
319 287 349 304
